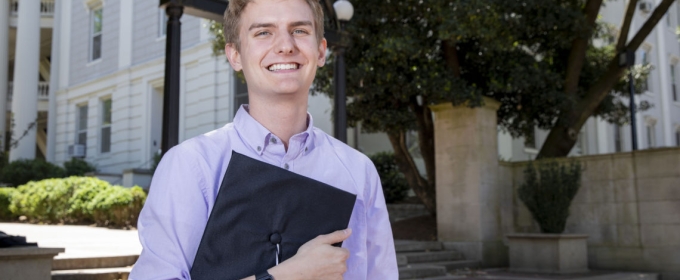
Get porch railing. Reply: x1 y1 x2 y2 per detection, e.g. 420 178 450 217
7 82 50 101
9 0 55 17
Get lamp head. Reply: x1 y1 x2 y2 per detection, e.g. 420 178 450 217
333 0 354 21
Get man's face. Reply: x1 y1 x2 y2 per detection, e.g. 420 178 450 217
225 0 327 98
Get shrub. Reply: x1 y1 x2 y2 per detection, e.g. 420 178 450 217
88 186 146 227
369 152 409 203
0 159 65 187
9 177 146 227
0 187 16 221
518 160 583 234
64 158 97 177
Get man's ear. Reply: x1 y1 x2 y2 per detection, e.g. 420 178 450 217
317 38 328 67
225 43 243 71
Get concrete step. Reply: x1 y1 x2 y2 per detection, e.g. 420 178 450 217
395 240 443 253
398 250 464 265
51 267 132 280
53 255 138 270
399 265 448 279
409 260 480 271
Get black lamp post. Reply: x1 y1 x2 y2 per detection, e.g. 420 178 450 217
619 50 638 151
332 0 354 144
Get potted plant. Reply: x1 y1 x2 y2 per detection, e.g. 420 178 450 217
507 159 586 274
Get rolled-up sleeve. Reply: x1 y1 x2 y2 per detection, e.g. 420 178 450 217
130 145 211 280
365 167 399 279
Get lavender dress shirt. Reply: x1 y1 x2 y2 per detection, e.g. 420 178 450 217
129 106 398 279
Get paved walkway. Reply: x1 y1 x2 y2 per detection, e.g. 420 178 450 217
0 223 141 259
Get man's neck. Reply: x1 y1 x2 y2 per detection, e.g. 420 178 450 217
248 94 309 150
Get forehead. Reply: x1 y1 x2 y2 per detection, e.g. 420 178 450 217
240 0 315 30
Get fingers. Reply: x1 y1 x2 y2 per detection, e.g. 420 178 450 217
311 228 352 246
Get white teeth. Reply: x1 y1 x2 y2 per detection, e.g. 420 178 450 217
268 63 298 71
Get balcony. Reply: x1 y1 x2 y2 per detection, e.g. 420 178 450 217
9 0 55 28
7 82 50 111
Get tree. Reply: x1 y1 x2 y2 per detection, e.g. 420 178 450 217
210 0 669 215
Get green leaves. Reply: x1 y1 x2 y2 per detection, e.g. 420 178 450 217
518 160 582 234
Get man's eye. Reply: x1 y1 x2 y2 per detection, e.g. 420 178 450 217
293 29 309 35
256 31 270 36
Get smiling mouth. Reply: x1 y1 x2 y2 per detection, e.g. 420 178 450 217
267 63 300 72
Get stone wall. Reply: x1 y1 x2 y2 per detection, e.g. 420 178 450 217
506 148 680 279
433 100 680 278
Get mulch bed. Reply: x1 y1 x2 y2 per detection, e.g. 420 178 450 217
390 214 437 241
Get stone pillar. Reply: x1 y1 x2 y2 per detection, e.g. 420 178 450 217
10 0 41 161
46 0 62 162
430 97 508 267
0 0 9 150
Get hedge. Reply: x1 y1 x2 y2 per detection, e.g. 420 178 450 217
369 152 410 203
0 158 97 187
5 177 146 227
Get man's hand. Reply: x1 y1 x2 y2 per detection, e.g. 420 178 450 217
269 229 352 280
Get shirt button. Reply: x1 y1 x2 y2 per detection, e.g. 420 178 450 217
284 163 289 170
304 147 308 152
271 138 277 144
257 146 262 152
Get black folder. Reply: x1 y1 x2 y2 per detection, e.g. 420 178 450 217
190 151 357 280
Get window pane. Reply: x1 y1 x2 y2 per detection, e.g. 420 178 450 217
78 106 88 130
93 9 102 33
101 126 111 153
102 99 112 125
92 34 101 60
78 132 87 145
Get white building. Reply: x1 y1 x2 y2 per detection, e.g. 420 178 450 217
4 0 680 180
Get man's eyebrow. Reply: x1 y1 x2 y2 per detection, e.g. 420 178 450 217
289 21 313 28
248 23 276 31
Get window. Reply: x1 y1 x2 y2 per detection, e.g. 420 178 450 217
90 8 103 61
614 124 623 152
100 99 112 153
158 8 167 37
76 104 88 146
640 50 650 93
575 130 587 155
524 128 536 149
676 129 680 146
673 64 678 102
646 123 656 148
233 72 248 116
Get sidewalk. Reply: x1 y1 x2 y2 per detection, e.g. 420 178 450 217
0 222 141 259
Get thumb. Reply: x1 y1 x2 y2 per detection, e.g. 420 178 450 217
314 228 352 245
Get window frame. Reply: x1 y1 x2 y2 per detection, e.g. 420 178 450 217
89 7 103 62
158 8 167 38
100 98 112 154
672 63 678 102
76 104 88 146
614 124 623 152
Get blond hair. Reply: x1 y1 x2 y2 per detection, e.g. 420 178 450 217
223 0 325 51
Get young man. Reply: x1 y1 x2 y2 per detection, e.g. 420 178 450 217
130 0 398 279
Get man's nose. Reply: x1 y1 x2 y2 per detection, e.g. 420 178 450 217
274 32 296 54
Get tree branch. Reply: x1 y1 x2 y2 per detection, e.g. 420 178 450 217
538 0 675 158
616 0 638 50
564 0 603 96
387 131 436 215
442 39 461 77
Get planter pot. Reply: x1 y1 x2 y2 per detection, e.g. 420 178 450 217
506 233 588 274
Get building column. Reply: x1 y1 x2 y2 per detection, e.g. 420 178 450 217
431 97 511 267
0 0 10 150
46 0 62 162
10 0 41 161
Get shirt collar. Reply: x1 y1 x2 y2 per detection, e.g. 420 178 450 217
233 105 316 155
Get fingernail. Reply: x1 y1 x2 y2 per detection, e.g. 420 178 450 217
346 228 352 235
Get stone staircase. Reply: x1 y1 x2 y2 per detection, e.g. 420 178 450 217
51 255 136 280
396 240 479 279
51 240 477 280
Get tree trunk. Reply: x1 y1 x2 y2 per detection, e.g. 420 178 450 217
538 0 674 158
387 131 436 215
564 0 603 96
